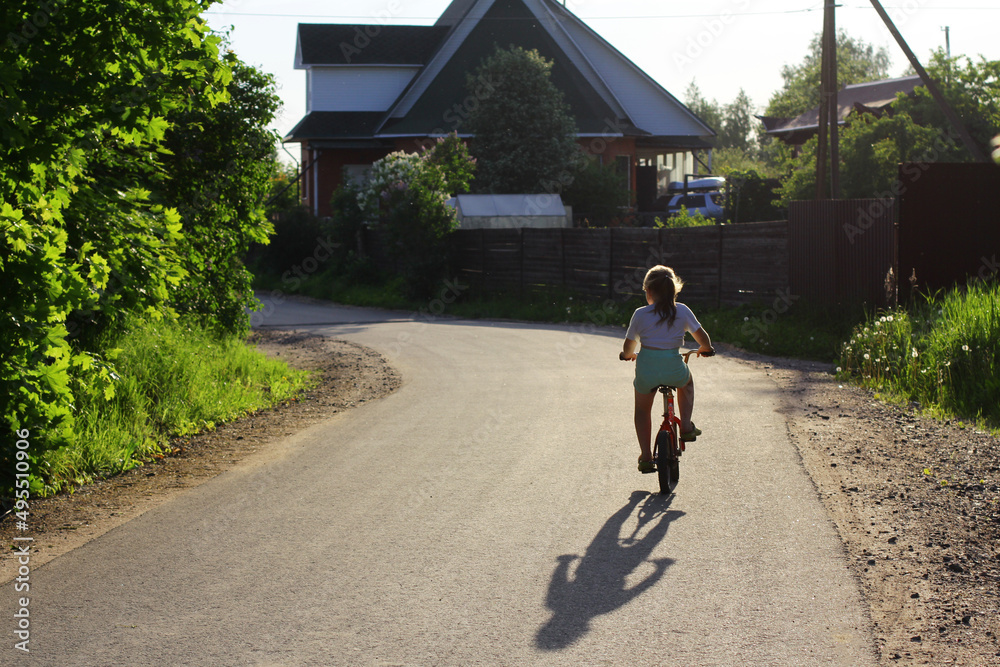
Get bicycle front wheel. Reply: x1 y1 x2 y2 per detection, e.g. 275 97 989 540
655 429 679 495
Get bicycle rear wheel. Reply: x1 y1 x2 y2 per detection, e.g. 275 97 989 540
654 429 679 495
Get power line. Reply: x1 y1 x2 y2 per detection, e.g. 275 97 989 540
204 5 999 20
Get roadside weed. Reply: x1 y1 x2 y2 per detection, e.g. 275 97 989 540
839 279 999 429
40 317 311 495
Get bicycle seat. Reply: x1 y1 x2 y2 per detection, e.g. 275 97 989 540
654 384 677 393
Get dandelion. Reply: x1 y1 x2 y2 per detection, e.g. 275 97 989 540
744 316 749 322
912 347 918 358
887 315 894 322
864 353 870 360
962 344 970 351
836 366 842 373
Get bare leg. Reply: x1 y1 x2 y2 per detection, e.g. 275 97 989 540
677 375 695 433
634 390 657 461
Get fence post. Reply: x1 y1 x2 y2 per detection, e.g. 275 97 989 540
519 227 525 299
479 228 487 292
561 228 567 288
608 228 615 300
716 224 724 309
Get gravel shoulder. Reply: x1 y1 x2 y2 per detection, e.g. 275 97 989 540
722 346 1000 666
3 331 998 665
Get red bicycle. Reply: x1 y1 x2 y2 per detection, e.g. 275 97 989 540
651 350 707 495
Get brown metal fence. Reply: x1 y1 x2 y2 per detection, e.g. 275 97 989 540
897 163 1000 300
788 199 896 308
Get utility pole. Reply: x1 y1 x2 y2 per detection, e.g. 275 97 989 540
815 0 839 199
941 25 950 59
827 0 840 199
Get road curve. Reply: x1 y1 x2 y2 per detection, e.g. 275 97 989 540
7 295 877 666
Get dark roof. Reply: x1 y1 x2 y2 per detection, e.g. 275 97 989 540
379 0 623 136
762 75 922 138
297 24 449 65
284 111 387 141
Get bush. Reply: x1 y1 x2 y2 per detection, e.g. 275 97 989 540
655 206 715 228
353 134 475 298
724 168 784 223
562 159 629 226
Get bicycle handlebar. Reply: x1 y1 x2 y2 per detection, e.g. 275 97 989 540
620 347 715 362
682 349 715 362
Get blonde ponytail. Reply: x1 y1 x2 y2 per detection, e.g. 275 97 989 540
643 265 684 325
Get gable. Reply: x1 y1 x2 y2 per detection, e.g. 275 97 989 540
379 0 623 137
378 0 712 139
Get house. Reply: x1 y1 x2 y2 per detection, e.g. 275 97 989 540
284 0 716 217
758 75 922 146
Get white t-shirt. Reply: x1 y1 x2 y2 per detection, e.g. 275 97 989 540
625 302 701 349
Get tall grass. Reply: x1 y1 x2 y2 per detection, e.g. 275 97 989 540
839 279 999 428
40 317 311 494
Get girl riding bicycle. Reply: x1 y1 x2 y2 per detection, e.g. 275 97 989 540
620 265 714 473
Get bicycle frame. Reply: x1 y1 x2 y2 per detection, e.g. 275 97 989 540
649 349 705 494
653 386 683 461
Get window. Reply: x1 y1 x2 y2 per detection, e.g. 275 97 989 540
343 165 371 187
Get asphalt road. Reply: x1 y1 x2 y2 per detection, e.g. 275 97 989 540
6 295 877 666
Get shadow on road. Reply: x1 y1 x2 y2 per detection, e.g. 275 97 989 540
536 490 684 650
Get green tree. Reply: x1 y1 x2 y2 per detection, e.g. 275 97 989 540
466 46 580 194
766 30 891 118
719 89 757 153
775 52 1000 202
159 55 281 337
0 0 267 492
687 83 763 161
685 81 723 136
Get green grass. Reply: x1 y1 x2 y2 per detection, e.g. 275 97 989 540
39 316 312 495
839 278 1000 430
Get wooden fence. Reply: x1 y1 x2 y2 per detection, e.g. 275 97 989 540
449 222 790 306
363 200 900 309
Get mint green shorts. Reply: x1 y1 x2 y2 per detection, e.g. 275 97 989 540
634 348 691 394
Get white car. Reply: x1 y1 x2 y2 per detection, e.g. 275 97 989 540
666 191 725 221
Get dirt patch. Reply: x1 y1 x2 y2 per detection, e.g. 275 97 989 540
723 345 1000 666
0 330 400 582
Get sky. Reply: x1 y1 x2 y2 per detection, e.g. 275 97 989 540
204 0 1000 160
